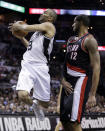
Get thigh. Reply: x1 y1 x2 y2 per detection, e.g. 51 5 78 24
33 66 51 102
60 87 74 122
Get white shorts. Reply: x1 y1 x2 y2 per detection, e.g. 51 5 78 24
16 61 51 102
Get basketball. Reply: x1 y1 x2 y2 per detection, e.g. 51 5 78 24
12 21 28 37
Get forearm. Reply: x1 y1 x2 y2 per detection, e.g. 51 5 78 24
61 63 67 85
57 85 62 106
22 24 37 32
20 37 29 48
14 24 45 32
18 24 33 32
90 65 100 96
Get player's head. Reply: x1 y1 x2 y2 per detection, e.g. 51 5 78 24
72 14 90 32
39 9 57 23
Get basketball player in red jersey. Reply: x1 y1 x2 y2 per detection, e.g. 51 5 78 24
60 14 100 131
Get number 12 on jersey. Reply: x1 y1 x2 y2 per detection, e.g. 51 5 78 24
70 52 77 60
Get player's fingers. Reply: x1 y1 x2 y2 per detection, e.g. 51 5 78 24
65 87 73 95
65 90 69 96
9 25 12 29
8 26 13 31
91 102 96 107
86 102 89 109
65 90 68 96
86 101 95 109
67 84 73 89
91 100 96 107
14 21 23 24
94 100 96 105
66 83 73 90
66 87 73 94
65 89 71 96
9 23 14 26
8 25 12 28
66 85 73 92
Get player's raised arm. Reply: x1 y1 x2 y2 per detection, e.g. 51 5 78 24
12 9 57 38
12 22 55 38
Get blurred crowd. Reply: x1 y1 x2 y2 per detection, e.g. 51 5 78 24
0 14 104 115
0 86 59 115
0 80 104 115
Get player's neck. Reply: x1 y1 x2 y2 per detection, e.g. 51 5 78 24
78 28 88 38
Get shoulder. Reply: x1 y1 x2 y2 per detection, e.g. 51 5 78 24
67 36 77 43
85 34 96 43
44 22 56 38
84 34 98 52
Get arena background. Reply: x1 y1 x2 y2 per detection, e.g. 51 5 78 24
0 0 105 131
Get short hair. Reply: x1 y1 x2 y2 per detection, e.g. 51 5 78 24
75 14 90 27
48 9 57 23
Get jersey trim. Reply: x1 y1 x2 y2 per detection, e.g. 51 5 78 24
77 76 88 122
81 34 93 53
67 67 86 77
70 76 87 122
68 33 89 44
81 36 88 53
43 37 50 64
44 35 54 40
67 63 86 73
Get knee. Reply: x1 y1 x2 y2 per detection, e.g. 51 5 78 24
61 122 70 131
39 101 49 108
62 121 81 131
70 121 81 129
18 90 29 102
43 102 49 108
71 121 80 126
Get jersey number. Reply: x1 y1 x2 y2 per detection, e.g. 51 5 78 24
28 41 32 50
70 52 77 60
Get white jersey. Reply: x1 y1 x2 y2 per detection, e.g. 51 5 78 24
23 31 54 65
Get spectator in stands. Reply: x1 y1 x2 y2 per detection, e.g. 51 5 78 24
0 15 5 25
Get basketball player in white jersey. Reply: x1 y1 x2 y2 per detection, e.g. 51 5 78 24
9 9 57 120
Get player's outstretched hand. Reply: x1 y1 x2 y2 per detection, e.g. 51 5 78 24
8 21 25 39
8 21 17 31
61 78 73 96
